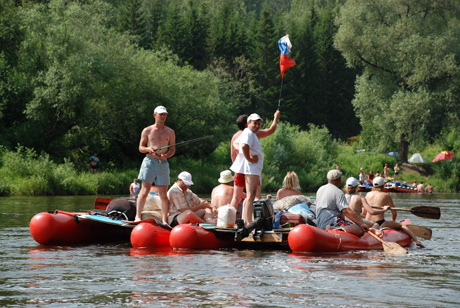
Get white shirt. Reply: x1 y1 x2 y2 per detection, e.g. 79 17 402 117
230 128 264 176
315 183 349 229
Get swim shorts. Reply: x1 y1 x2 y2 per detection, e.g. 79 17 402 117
234 173 245 187
330 216 352 227
138 156 170 186
234 173 262 188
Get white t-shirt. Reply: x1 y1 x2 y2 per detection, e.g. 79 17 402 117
230 128 264 176
315 183 349 229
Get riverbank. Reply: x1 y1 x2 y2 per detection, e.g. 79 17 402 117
1 144 458 196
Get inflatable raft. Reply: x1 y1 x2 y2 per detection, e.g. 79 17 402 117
29 210 171 246
288 224 412 253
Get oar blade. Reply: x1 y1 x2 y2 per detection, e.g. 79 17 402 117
382 241 408 255
411 206 441 219
94 197 112 210
405 224 432 240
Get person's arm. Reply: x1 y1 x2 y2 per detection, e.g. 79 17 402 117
342 208 369 231
158 129 176 160
386 196 397 221
129 184 134 196
242 144 258 163
256 110 280 139
361 197 390 215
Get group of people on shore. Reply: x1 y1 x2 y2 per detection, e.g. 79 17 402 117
128 105 424 248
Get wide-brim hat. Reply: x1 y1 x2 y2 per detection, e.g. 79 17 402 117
218 170 234 183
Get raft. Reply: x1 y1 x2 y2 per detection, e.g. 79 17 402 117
29 210 170 246
29 210 133 245
288 224 412 253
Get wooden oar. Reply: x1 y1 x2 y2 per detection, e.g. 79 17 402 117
367 231 408 254
405 224 432 240
94 197 113 210
372 205 440 219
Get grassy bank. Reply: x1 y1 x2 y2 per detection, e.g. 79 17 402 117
1 129 459 196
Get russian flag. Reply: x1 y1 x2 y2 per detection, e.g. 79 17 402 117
278 35 296 78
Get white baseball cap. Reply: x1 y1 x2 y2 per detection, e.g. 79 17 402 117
154 106 168 114
373 176 385 187
247 113 263 122
346 177 359 187
178 171 194 185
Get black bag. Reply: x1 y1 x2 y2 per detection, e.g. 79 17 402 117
253 198 274 231
106 199 136 221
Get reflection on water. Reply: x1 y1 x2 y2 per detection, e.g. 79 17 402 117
0 193 459 307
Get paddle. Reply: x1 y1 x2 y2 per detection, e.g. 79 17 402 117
405 224 432 240
94 197 112 210
367 231 408 254
372 205 440 219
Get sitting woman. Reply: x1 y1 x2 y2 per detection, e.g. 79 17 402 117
343 177 390 236
276 171 302 200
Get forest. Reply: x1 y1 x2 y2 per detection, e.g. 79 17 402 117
1 0 460 195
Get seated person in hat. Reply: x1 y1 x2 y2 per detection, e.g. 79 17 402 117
276 171 302 200
365 177 424 248
211 170 245 208
315 169 369 237
343 177 390 236
167 171 215 227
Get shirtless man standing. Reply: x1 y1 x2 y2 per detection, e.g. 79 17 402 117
134 106 176 222
365 177 424 247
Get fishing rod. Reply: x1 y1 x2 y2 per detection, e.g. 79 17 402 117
153 135 214 152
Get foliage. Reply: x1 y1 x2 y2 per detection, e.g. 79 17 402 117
335 0 460 162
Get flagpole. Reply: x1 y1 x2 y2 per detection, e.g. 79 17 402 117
278 77 284 110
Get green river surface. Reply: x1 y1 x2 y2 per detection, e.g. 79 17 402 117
0 193 459 307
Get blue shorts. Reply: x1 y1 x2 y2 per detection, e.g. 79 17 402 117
138 156 170 186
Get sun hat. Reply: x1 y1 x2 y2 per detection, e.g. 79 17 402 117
247 113 263 122
218 170 233 183
327 169 342 181
178 171 194 185
154 106 168 114
346 177 359 187
373 176 385 187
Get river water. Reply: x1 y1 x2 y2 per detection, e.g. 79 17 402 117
1 193 459 307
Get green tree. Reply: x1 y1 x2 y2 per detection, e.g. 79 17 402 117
335 0 460 161
249 5 279 115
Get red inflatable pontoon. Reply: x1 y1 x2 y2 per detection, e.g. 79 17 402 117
30 210 132 246
130 222 171 248
169 224 233 250
288 224 412 253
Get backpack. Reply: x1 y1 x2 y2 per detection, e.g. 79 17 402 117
106 199 136 221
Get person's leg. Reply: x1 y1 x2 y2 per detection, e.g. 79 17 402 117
230 183 244 210
243 174 259 225
341 224 365 237
157 185 169 224
381 221 424 248
177 210 205 225
135 182 152 221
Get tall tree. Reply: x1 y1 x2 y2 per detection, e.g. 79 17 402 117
249 4 279 115
117 0 149 48
335 0 460 161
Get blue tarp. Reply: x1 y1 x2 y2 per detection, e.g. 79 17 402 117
388 152 398 157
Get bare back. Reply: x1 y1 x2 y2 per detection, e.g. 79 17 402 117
365 190 396 222
344 193 364 216
276 188 301 200
211 184 235 207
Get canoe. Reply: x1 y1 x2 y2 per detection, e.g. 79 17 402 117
288 224 412 253
29 210 170 246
